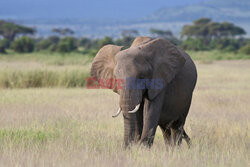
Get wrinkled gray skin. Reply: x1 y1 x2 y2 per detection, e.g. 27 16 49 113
91 37 197 148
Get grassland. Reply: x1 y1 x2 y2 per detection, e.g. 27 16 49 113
0 52 91 88
0 51 249 166
187 50 250 61
0 50 250 88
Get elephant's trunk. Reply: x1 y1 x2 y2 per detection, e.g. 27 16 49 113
119 89 142 147
123 112 137 147
119 89 142 112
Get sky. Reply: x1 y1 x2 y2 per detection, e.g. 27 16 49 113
0 0 209 19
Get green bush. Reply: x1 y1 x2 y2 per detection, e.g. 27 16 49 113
49 44 58 52
11 36 35 53
114 36 134 48
181 38 207 51
79 38 92 49
0 45 5 53
239 44 250 55
97 37 113 49
57 37 77 53
0 39 11 53
0 39 11 48
36 39 53 51
48 36 60 44
215 39 240 52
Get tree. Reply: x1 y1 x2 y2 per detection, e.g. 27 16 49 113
150 28 174 39
181 18 246 39
0 20 35 41
149 28 180 45
181 18 211 39
52 28 74 36
121 29 139 38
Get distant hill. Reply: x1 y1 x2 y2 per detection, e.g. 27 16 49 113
146 0 250 23
0 0 249 37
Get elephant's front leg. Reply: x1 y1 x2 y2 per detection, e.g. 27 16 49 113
140 94 164 147
134 100 144 142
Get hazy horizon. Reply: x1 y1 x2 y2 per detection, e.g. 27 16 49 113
0 0 209 20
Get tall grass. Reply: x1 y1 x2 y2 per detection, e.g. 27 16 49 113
188 50 250 61
0 51 93 65
0 69 89 88
1 51 249 88
0 51 92 88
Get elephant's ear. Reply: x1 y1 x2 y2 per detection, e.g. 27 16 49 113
140 38 186 100
130 36 152 47
91 45 123 82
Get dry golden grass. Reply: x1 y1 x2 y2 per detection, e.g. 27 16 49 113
0 60 249 167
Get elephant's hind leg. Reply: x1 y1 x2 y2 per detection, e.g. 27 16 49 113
183 130 191 147
170 127 184 146
160 124 171 147
171 127 191 147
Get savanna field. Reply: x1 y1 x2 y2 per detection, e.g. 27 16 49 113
0 51 249 167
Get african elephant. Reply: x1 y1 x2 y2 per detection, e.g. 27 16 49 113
91 37 197 148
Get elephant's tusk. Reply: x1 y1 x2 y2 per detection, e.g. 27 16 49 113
128 104 140 114
112 108 122 118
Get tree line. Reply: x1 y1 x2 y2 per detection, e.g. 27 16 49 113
0 18 250 55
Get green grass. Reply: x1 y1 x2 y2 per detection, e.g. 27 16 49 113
0 51 93 66
188 50 250 61
0 50 250 88
0 51 92 88
0 128 59 146
0 69 89 88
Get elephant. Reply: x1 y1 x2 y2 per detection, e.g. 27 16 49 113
90 37 197 148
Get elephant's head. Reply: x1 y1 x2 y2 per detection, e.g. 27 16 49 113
91 37 186 115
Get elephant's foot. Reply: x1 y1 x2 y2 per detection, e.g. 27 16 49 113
183 130 191 148
139 127 157 148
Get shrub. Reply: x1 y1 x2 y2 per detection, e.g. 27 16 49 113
36 39 53 51
11 36 35 53
0 45 5 53
0 39 11 48
239 44 250 55
114 36 134 48
57 37 77 53
216 39 240 52
97 37 113 49
48 36 60 44
0 39 11 53
181 38 207 51
49 44 58 52
79 38 92 49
